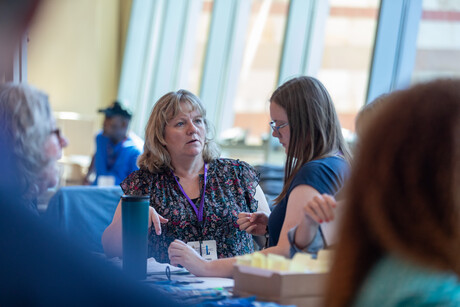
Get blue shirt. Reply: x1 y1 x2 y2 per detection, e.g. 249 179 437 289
354 254 460 306
93 132 143 185
268 156 349 247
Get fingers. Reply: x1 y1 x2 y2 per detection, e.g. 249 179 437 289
236 213 252 226
237 215 253 229
149 207 168 235
238 220 253 231
168 240 185 266
237 212 255 232
238 212 251 220
251 211 269 224
250 212 263 222
168 240 200 267
169 257 181 267
320 194 337 221
245 224 257 234
323 194 337 209
159 215 169 224
169 239 187 250
303 202 321 224
304 195 335 223
237 212 269 234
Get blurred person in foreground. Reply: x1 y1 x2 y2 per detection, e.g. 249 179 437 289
0 83 68 214
325 79 460 306
168 76 351 277
84 101 143 186
0 1 177 305
102 89 270 262
0 83 178 305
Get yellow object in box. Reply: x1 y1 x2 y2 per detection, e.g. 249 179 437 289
233 265 327 307
266 254 289 271
250 252 266 268
236 250 333 272
233 251 333 306
235 254 252 266
289 253 316 272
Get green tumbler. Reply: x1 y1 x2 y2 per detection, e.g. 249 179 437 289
121 194 150 280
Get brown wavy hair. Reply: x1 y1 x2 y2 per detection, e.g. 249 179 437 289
137 89 220 173
271 76 351 204
325 79 460 307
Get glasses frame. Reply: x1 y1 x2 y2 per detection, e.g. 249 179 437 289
269 121 289 134
51 128 62 140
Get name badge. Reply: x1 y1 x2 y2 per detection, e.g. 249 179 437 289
186 240 218 261
201 240 217 261
97 175 116 186
187 241 201 255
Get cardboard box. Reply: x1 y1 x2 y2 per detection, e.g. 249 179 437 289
233 265 328 307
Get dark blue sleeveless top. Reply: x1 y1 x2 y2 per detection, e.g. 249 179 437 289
268 156 349 246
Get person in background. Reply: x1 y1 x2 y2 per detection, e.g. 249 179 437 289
84 101 143 186
0 83 178 306
289 93 390 254
0 83 68 214
325 79 460 306
102 89 270 262
168 76 351 277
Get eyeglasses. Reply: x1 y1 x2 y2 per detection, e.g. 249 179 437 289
269 121 289 134
50 128 62 139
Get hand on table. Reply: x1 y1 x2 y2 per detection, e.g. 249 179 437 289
168 239 207 276
237 211 269 236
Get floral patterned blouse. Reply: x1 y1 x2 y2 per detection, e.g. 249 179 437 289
120 158 260 263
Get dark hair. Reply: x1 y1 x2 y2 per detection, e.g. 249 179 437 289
270 76 351 204
325 79 460 307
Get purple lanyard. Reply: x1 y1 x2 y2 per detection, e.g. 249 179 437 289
172 163 207 222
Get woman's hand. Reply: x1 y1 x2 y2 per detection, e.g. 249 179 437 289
293 194 338 250
149 206 168 235
237 211 269 236
168 240 209 276
303 194 337 224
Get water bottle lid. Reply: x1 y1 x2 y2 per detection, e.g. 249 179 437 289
121 195 150 202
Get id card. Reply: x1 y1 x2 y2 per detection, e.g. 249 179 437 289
186 240 218 260
187 241 201 255
97 175 115 186
201 240 217 261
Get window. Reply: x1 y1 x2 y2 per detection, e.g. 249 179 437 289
319 0 380 134
221 0 289 165
188 0 213 94
412 0 460 83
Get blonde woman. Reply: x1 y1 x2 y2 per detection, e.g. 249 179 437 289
102 90 269 262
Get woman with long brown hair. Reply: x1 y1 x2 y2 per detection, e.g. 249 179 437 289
168 76 351 277
325 79 460 306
